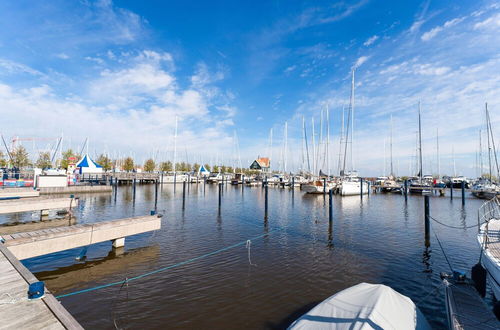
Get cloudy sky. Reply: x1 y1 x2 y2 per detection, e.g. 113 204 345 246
0 0 499 176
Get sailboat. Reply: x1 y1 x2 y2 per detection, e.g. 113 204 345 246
409 102 432 194
339 68 368 196
381 115 402 193
472 103 500 199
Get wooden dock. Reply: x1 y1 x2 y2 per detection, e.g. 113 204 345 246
0 217 77 236
0 197 77 215
1 215 162 260
0 243 82 329
39 185 112 194
0 187 40 199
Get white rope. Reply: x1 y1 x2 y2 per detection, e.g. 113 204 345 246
246 240 257 266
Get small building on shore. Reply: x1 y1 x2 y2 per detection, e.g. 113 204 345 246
249 157 270 173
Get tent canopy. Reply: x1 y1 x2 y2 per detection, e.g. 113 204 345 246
76 154 103 174
288 283 431 330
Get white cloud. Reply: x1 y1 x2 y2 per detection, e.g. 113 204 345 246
0 59 43 76
421 17 464 41
363 35 379 46
56 53 70 60
474 13 500 30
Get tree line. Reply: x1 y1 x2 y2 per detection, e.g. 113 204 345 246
0 146 259 175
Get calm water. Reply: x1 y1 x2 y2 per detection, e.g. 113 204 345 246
0 183 490 329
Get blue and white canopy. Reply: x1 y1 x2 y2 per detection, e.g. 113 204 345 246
76 154 103 174
199 164 210 176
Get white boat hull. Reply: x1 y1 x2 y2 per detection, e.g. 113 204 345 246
341 181 369 196
478 219 500 299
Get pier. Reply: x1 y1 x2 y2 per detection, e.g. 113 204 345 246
39 185 112 194
0 243 82 329
0 187 40 199
0 197 77 215
2 215 162 260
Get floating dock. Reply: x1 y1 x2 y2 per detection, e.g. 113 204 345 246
39 185 112 194
0 197 77 215
0 243 82 329
2 215 162 260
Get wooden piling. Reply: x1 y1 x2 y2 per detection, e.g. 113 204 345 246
461 181 465 206
404 179 408 201
154 179 158 212
323 178 327 195
450 184 453 200
265 184 268 216
329 189 333 222
424 195 430 247
360 178 363 197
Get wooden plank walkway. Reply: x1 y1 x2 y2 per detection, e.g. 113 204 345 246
2 215 162 260
0 187 40 199
0 197 77 214
0 217 77 236
0 243 82 329
445 280 499 329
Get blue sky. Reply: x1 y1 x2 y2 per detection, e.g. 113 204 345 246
0 0 499 176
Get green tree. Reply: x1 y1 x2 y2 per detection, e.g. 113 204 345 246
160 161 173 172
11 146 30 168
144 158 156 172
123 157 135 172
96 154 112 171
0 151 7 167
192 163 200 172
204 164 211 171
213 165 219 173
61 149 78 170
35 151 52 169
220 165 227 173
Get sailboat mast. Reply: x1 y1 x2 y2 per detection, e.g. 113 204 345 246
390 115 394 176
173 116 178 174
486 103 492 182
350 68 355 171
318 110 323 173
479 129 483 177
326 104 330 177
418 101 423 182
303 117 311 173
486 103 500 179
337 105 345 175
269 128 273 171
312 117 316 175
436 128 440 178
284 121 288 174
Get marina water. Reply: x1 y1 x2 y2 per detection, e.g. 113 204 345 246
0 184 489 329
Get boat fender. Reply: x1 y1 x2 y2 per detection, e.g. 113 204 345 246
453 270 466 283
28 281 45 300
471 262 487 297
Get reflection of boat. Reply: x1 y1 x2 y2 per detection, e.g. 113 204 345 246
288 282 431 329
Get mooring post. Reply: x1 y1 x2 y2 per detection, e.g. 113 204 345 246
242 174 245 186
292 176 295 189
329 188 333 222
404 179 408 202
367 181 370 196
174 172 177 185
461 180 465 206
360 178 363 198
218 182 222 208
424 195 430 247
133 178 136 199
182 180 186 200
265 183 269 217
154 179 158 212
323 178 327 195
450 184 453 200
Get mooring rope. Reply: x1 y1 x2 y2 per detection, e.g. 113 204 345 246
429 215 481 229
56 230 274 299
111 277 129 330
433 228 454 273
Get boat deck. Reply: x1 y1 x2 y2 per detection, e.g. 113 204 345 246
483 220 500 259
445 281 499 329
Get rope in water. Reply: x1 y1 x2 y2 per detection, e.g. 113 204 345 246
56 230 274 299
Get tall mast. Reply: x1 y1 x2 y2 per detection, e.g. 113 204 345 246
284 121 288 174
350 68 355 171
318 110 323 173
268 128 273 171
390 115 394 177
418 101 423 182
303 116 311 173
326 104 330 177
479 129 483 178
312 117 316 175
337 105 345 175
436 128 440 178
486 103 500 180
173 116 178 174
452 147 456 177
301 118 305 172
383 138 386 176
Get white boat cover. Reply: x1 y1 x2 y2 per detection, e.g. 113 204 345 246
288 283 431 330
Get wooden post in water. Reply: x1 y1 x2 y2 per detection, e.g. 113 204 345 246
182 180 186 201
424 195 430 247
450 184 453 200
360 178 363 198
133 178 136 200
154 179 158 212
461 180 465 206
218 182 222 208
367 181 370 196
292 176 295 189
329 189 333 222
323 178 326 195
404 179 408 202
265 183 268 217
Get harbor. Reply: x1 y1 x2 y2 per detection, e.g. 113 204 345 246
0 182 497 328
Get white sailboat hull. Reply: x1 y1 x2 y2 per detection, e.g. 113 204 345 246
341 181 368 196
478 219 500 299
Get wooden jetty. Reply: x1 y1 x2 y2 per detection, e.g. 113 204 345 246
39 185 112 195
0 187 40 199
0 197 77 215
0 217 77 236
0 243 82 329
444 279 499 329
1 215 162 260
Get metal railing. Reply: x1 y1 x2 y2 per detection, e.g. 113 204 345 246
478 196 500 249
